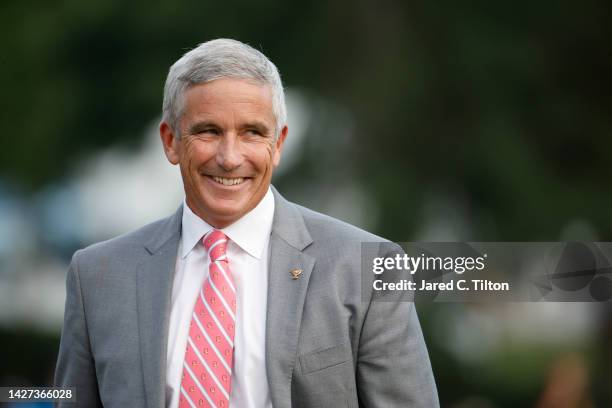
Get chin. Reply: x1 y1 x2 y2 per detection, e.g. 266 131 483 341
205 203 246 220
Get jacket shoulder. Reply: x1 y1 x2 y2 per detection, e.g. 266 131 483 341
293 203 389 245
72 208 181 269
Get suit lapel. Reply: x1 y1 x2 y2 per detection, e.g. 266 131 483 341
137 206 182 408
266 188 314 408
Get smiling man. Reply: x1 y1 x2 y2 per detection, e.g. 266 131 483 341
54 39 438 408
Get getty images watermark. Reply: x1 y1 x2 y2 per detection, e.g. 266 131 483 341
361 242 612 302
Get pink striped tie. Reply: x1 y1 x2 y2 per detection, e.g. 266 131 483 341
179 230 236 408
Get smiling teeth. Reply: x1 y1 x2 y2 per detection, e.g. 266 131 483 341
213 176 245 186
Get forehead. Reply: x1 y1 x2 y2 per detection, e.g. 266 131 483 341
181 78 274 122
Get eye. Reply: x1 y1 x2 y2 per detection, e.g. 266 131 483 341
246 129 261 136
197 128 220 136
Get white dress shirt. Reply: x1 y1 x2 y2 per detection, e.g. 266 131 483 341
166 188 275 408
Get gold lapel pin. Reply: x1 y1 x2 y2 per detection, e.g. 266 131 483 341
290 268 303 280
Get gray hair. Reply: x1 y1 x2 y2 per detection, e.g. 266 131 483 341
162 38 287 138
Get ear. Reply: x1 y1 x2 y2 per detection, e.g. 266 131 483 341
160 121 180 165
272 125 288 167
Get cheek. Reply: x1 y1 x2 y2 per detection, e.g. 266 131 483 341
182 138 214 167
178 140 208 187
243 140 276 168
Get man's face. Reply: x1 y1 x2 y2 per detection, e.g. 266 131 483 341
160 78 287 228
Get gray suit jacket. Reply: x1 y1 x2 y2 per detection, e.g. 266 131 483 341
55 187 439 407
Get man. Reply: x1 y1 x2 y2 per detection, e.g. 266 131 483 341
55 38 438 407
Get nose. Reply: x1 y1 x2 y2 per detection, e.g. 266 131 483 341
216 133 243 171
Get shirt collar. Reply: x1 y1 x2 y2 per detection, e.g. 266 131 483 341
181 187 275 259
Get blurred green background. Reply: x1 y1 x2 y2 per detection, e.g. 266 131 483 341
1 0 611 407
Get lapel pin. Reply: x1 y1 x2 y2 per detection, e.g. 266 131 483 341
290 268 303 280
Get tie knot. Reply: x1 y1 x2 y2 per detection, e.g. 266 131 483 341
202 229 228 261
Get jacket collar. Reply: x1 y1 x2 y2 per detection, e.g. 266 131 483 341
269 185 312 251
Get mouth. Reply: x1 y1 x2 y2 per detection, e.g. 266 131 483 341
210 176 247 186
